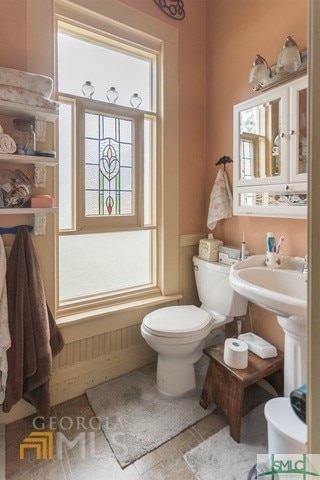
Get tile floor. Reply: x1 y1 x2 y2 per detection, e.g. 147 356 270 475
4 375 269 480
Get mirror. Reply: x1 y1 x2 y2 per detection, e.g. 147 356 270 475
236 83 307 184
239 98 282 180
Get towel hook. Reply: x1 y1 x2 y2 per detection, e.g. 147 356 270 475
215 155 233 171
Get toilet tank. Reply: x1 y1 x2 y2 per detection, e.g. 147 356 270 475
193 256 247 317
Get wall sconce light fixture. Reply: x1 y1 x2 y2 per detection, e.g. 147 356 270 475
248 54 271 91
249 36 306 92
276 36 302 73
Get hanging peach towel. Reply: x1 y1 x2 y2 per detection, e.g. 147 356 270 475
207 169 233 230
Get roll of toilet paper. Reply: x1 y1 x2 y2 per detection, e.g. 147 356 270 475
223 338 248 369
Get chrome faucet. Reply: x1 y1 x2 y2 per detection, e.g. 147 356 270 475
302 254 308 274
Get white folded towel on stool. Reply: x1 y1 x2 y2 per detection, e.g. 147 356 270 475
207 169 233 230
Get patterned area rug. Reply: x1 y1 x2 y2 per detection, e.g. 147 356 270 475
183 403 268 480
86 364 216 468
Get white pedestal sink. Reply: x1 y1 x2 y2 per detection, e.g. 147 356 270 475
229 255 307 396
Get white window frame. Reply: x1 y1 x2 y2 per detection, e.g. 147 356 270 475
53 0 179 315
60 96 145 231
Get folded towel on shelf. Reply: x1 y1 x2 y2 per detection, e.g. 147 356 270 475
0 134 16 154
3 227 64 419
0 84 59 110
0 236 10 404
207 169 233 230
0 67 53 98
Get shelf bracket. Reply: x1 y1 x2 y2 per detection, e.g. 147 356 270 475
34 163 47 187
33 213 47 235
34 116 47 143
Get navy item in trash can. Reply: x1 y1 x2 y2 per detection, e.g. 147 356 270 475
290 384 307 423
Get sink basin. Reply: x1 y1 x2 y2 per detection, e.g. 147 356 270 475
229 254 307 396
229 255 307 318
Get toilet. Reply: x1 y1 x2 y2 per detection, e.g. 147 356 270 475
264 397 307 453
141 256 248 395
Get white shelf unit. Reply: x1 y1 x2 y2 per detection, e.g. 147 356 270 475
0 100 59 233
0 208 58 214
0 99 58 122
0 153 57 166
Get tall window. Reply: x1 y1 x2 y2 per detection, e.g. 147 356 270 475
57 22 158 308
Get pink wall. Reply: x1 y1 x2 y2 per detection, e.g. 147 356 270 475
206 0 308 347
0 0 27 70
206 0 307 256
119 0 207 235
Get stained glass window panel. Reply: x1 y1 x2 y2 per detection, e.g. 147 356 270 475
86 113 99 138
85 164 99 189
102 117 116 139
120 192 132 214
120 143 132 166
86 138 99 165
119 119 132 142
85 191 99 215
85 112 134 216
120 167 132 191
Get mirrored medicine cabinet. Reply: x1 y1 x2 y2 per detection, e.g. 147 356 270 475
233 75 307 218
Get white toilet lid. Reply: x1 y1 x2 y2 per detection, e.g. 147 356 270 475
143 305 212 337
264 397 307 445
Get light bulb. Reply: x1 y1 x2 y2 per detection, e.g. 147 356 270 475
276 36 302 74
248 54 270 91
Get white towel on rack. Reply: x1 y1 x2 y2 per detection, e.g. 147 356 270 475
207 169 233 230
0 236 10 404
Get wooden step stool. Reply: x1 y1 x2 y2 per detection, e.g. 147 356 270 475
200 343 284 443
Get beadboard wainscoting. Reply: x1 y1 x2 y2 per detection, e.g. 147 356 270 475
0 233 203 424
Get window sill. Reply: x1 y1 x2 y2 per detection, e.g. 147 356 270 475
57 294 182 343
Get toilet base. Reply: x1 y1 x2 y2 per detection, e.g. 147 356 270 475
156 355 196 395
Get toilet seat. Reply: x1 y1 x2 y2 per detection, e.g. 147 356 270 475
264 397 307 445
142 305 213 338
